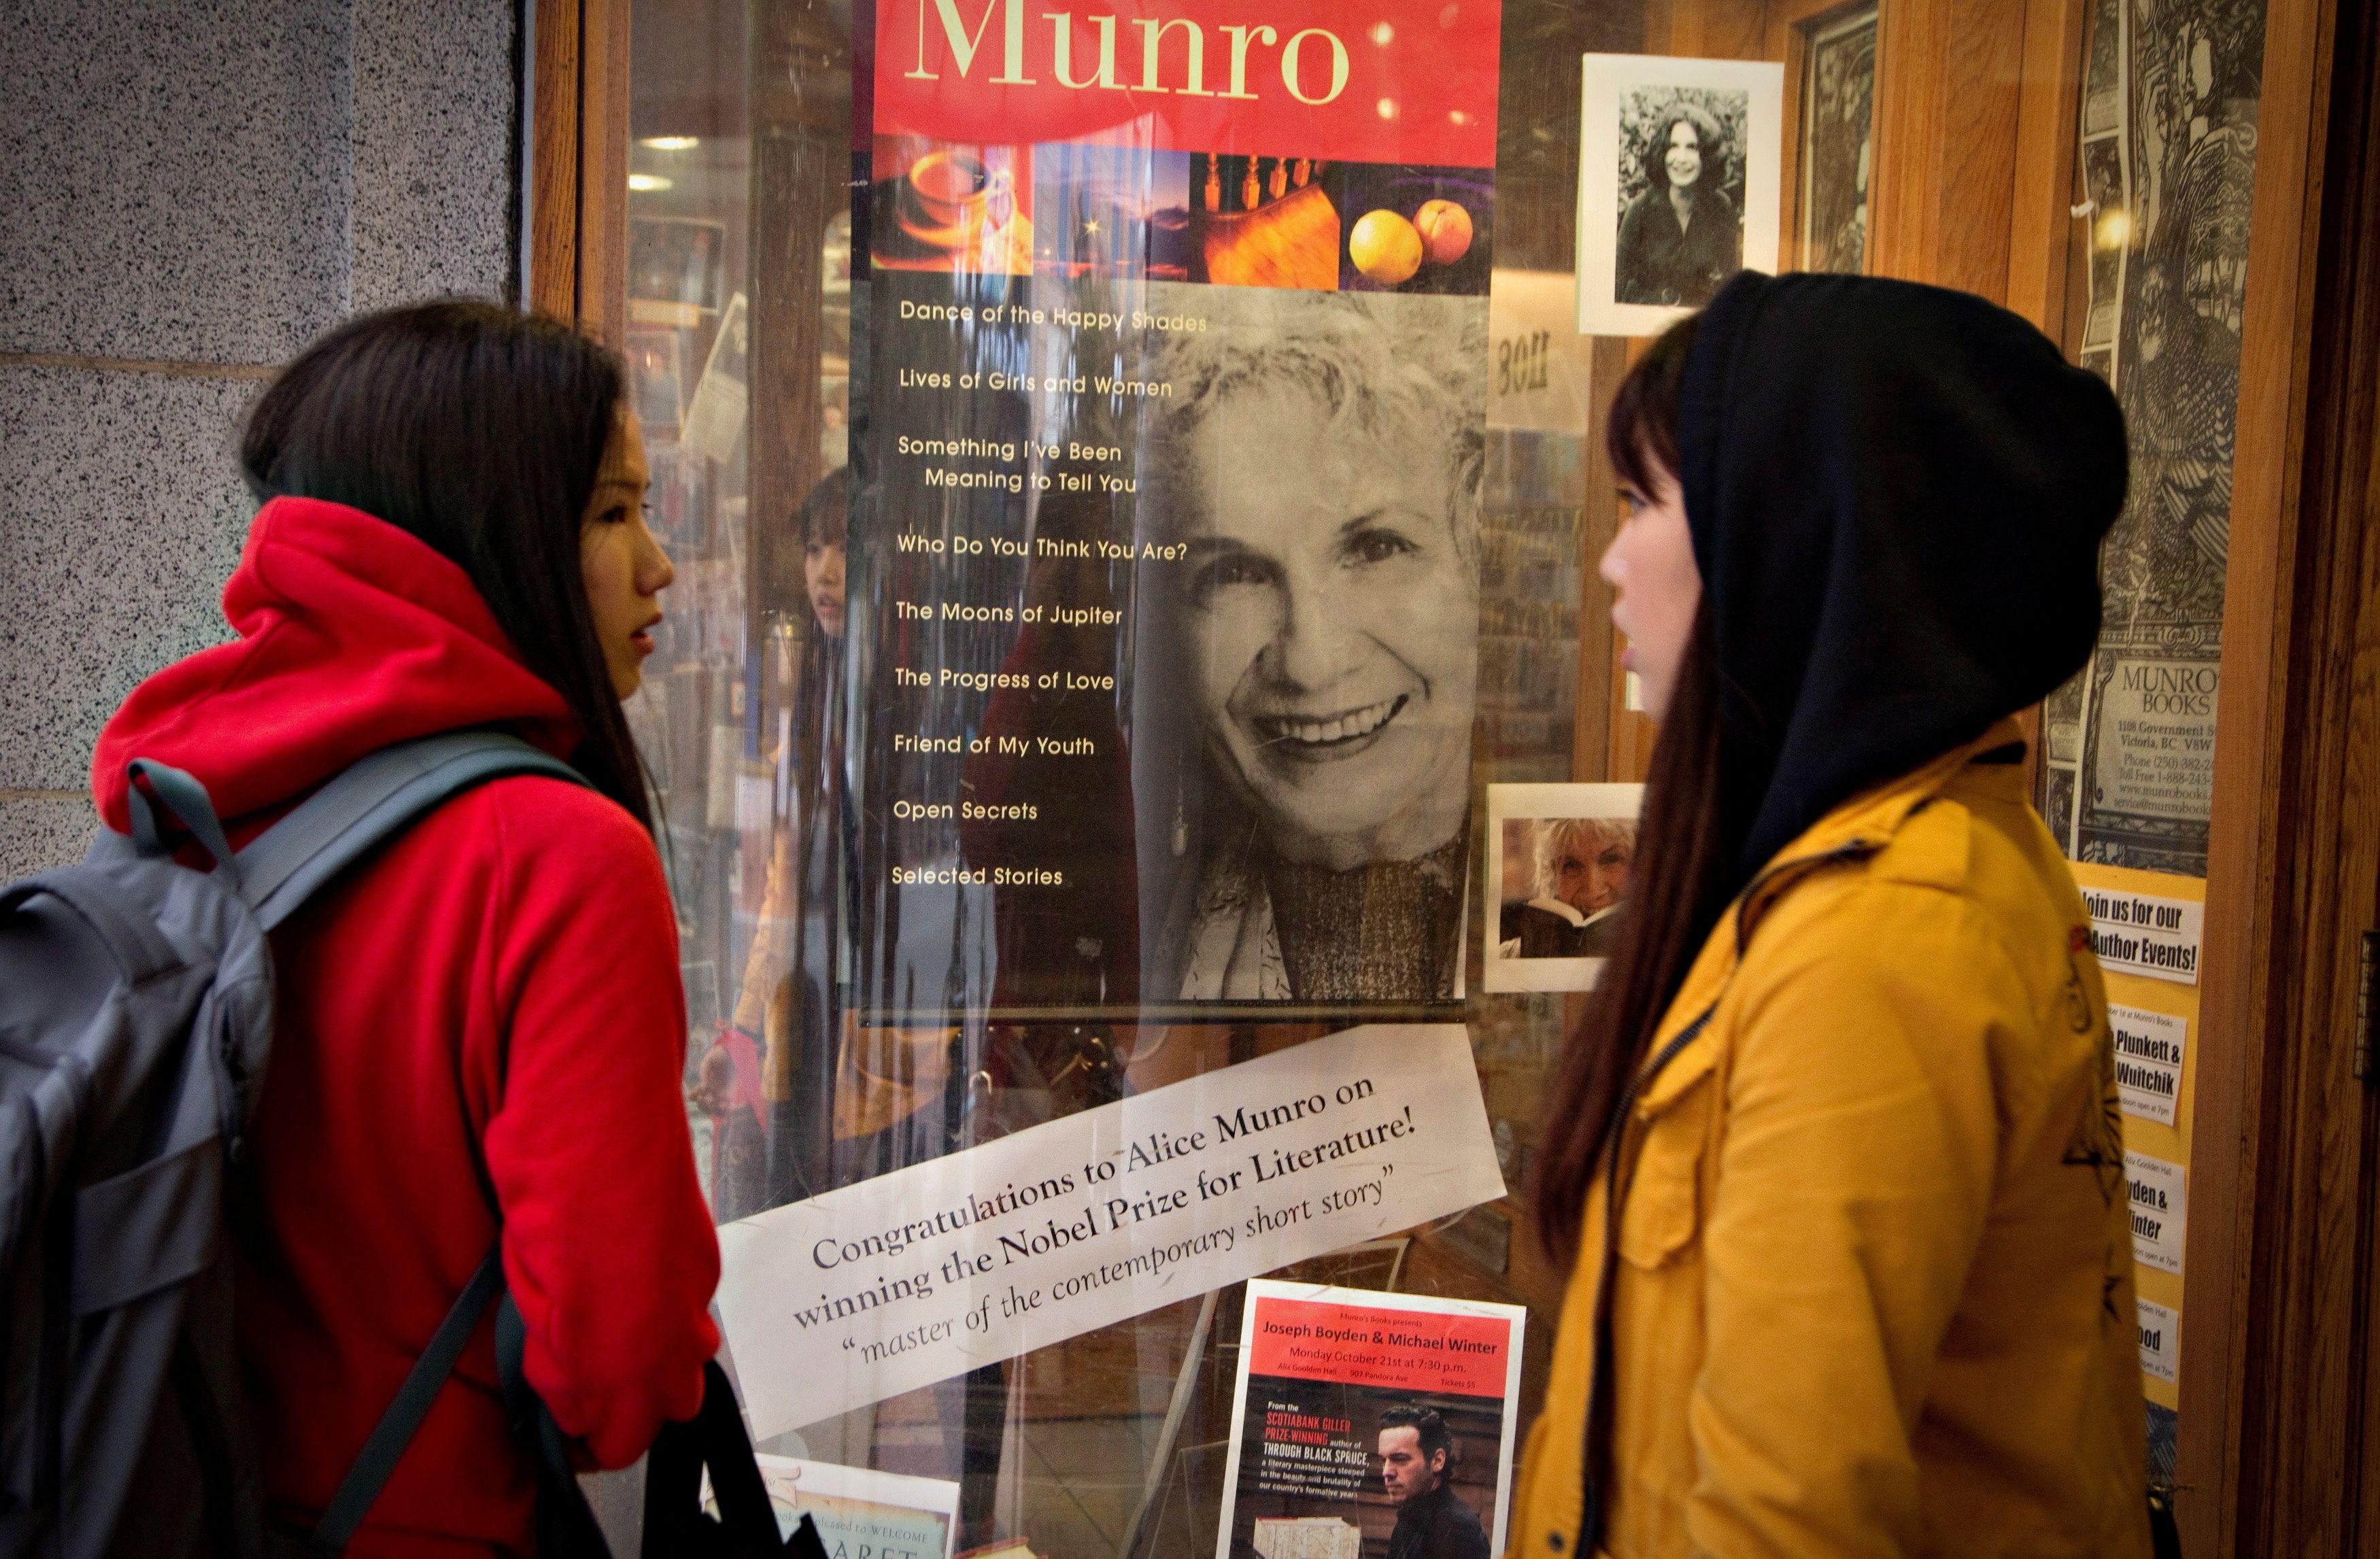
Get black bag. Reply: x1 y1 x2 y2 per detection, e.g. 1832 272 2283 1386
642 1362 811 1559
503 1344 812 1559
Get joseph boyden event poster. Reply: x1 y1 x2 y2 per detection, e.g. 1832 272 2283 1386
1217 1282 1525 1559
850 0 1501 1018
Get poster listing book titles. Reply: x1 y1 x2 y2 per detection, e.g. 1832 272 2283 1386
1217 1283 1524 1559
849 0 1500 1017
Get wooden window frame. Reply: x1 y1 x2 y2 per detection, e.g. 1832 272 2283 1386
533 1 2371 1548
528 0 630 345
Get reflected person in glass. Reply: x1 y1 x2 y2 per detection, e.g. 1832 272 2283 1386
1149 296 1483 1001
703 468 852 1216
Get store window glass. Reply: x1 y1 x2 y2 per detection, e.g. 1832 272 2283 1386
617 0 2269 1547
2030 0 2271 1490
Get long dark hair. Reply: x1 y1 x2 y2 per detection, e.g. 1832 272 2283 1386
239 301 653 830
1531 315 1731 1264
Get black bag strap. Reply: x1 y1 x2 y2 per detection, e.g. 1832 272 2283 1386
98 731 586 933
496 1290 619 1559
302 1248 506 1557
124 757 240 885
642 1360 785 1558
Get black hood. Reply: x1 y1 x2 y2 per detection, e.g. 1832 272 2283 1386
1675 271 2126 885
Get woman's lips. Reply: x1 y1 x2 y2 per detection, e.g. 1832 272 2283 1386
1249 694 1409 761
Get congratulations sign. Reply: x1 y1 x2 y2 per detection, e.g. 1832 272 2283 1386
716 1025 1505 1437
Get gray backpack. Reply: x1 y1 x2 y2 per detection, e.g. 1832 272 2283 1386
0 732 585 1559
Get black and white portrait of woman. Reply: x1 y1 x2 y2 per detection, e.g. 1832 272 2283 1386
1140 290 1486 1004
1614 97 1745 307
1578 54 1783 336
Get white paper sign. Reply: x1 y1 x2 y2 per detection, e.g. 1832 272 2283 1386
2137 1297 2180 1384
745 1457 958 1559
2081 886 2204 985
2124 1150 2187 1275
716 1025 1508 1439
2111 1004 2188 1127
1487 270 1597 431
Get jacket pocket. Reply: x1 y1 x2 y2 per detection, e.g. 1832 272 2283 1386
1618 1061 1715 1270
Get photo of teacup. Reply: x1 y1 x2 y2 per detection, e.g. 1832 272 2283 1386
870 137 1035 275
906 149 1011 233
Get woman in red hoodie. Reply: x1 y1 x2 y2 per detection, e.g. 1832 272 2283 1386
92 303 720 1553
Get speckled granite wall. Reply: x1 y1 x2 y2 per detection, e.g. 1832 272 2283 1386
0 0 520 877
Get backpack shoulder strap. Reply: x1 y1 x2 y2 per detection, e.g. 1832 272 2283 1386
301 1248 507 1558
236 731 588 932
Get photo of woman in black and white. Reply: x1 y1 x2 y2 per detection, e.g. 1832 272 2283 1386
1614 97 1746 307
1142 291 1486 1003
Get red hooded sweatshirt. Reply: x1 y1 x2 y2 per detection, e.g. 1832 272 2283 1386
92 497 720 1555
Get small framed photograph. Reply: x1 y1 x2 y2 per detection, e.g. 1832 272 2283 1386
1484 783 1644 993
1796 5 1880 276
1576 52 1786 337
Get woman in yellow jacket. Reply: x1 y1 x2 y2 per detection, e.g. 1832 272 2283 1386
1511 273 2152 1558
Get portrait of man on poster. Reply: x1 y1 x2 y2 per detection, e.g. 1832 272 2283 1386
1379 1406 1489 1559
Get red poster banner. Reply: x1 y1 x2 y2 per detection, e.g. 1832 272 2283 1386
1247 1293 1512 1398
876 0 1501 166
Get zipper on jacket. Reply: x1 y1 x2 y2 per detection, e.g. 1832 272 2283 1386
1571 835 1880 1554
1576 1006 1712 1554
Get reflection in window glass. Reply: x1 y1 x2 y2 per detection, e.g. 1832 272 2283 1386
2035 0 2268 876
611 0 2256 1547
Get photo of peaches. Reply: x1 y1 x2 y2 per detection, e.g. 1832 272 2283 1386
1335 165 1491 294
1348 209 1425 284
1414 199 1475 264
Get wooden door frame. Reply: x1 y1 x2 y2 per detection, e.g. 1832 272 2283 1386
528 0 630 344
2193 0 2380 1549
2173 0 2347 1549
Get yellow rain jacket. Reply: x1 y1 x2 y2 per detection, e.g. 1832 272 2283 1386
1509 722 2149 1558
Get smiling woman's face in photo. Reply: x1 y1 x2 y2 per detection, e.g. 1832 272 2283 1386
1179 385 1478 872
1555 833 1631 916
1664 119 1704 190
